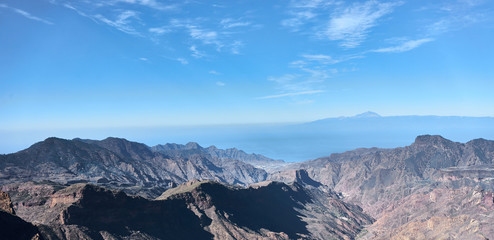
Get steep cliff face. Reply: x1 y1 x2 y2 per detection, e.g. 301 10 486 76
0 137 268 198
0 190 43 240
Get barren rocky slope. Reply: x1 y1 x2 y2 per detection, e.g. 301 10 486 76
1 171 373 240
271 135 494 238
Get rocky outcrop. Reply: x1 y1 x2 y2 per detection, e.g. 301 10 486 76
3 179 372 240
0 190 43 240
0 190 15 214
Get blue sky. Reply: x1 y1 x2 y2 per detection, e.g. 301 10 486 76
1 0 494 131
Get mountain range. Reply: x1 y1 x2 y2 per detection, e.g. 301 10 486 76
0 137 282 198
1 134 494 239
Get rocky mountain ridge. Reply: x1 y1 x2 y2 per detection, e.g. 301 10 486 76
271 135 494 239
1 171 373 240
0 137 269 198
152 141 287 171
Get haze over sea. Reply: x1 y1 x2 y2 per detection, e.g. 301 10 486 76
2 112 494 162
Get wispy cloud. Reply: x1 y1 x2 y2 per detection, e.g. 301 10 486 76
256 90 324 100
167 19 224 50
190 45 206 58
216 81 225 86
423 0 489 36
281 0 338 30
103 0 177 11
177 58 188 64
301 54 340 64
321 1 403 48
281 10 317 30
372 38 434 53
149 26 170 35
230 40 243 54
139 57 148 61
0 4 53 25
209 70 221 75
94 10 141 36
220 18 251 29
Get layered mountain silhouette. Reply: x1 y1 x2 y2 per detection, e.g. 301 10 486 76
1 135 494 239
0 137 276 198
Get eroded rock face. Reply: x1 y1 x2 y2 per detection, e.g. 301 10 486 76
0 190 15 214
2 177 372 240
0 190 43 240
271 135 494 238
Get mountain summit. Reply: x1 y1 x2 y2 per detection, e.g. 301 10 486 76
352 111 381 118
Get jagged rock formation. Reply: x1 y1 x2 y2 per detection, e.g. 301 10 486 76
2 175 373 240
0 137 268 198
271 135 494 238
0 190 43 240
0 190 15 214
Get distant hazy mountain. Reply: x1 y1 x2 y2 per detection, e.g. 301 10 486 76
268 112 494 161
0 137 269 198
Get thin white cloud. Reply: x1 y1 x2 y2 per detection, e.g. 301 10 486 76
220 18 251 29
209 70 221 75
230 40 243 54
322 1 402 48
139 57 148 61
290 0 337 9
149 27 170 35
189 27 219 46
169 19 224 50
281 10 316 30
190 45 206 58
0 4 53 25
256 90 324 100
301 54 340 64
105 0 176 11
372 38 434 53
216 81 226 86
177 58 189 64
281 0 339 31
94 10 141 36
424 0 488 36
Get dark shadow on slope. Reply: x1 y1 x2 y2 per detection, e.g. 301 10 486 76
198 181 310 239
61 185 213 240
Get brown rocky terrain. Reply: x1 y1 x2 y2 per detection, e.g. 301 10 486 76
0 190 43 240
3 134 494 239
1 171 373 240
271 135 494 238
